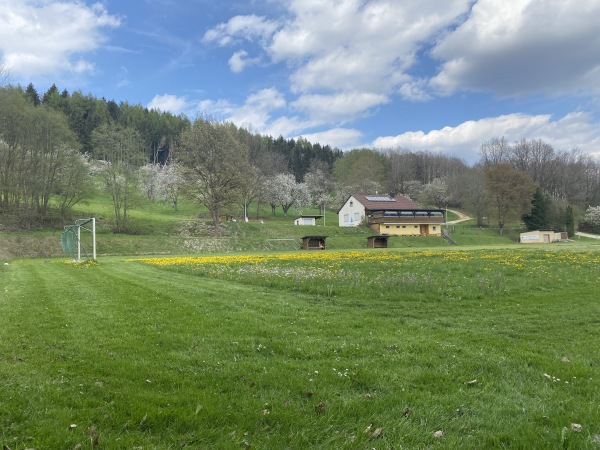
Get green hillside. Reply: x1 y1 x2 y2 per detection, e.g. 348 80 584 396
3 190 596 260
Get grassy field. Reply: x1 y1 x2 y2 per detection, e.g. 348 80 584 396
0 181 536 259
0 193 530 259
1 245 600 449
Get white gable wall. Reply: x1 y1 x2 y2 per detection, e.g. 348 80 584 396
338 196 365 227
294 217 316 225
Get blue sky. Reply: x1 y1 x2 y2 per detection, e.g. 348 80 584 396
2 0 600 163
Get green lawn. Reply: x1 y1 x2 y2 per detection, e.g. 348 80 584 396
1 246 600 449
1 192 540 260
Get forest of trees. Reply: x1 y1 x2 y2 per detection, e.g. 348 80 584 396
1 81 599 235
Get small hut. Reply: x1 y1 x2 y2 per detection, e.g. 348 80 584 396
301 235 327 250
294 215 323 226
520 230 568 244
367 235 389 248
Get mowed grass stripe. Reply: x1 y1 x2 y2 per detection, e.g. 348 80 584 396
1 251 599 449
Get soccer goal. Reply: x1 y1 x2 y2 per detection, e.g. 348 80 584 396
264 239 300 251
61 218 97 261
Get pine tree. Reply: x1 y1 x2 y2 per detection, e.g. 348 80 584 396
565 205 575 237
522 188 550 230
24 82 41 106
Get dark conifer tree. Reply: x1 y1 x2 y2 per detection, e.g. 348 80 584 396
24 82 41 106
522 188 551 230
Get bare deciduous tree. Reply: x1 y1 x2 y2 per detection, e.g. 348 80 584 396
480 137 510 166
485 163 536 234
178 118 251 225
92 124 146 233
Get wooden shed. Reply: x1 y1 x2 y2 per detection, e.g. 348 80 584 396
367 235 389 248
301 235 327 250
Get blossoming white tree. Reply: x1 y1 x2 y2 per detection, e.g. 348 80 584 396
584 206 600 225
266 173 311 217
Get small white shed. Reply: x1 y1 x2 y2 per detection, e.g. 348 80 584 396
294 215 323 226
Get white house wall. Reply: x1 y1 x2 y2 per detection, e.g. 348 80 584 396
338 196 365 227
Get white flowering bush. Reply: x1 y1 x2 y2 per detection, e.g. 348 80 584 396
584 206 600 225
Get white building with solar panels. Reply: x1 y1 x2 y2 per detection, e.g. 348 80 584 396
338 194 445 236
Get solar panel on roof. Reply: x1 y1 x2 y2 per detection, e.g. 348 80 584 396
365 196 395 201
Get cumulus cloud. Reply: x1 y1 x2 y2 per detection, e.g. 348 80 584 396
372 112 600 162
0 0 121 78
295 127 365 150
201 0 471 123
197 88 289 132
228 50 260 73
148 94 191 115
399 80 432 102
197 1 600 157
292 91 389 123
203 14 279 46
430 0 600 97
270 0 471 95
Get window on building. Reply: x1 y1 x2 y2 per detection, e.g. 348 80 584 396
433 226 437 230
344 214 349 223
354 213 360 222
386 225 390 229
350 201 353 207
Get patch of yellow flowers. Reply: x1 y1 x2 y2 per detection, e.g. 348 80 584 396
131 248 600 271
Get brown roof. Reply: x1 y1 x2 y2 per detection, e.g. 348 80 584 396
352 194 420 211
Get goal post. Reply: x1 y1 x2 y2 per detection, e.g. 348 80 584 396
61 218 96 261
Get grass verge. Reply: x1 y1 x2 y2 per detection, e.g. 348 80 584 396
1 247 599 448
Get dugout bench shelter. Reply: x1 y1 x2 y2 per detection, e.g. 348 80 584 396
300 235 327 250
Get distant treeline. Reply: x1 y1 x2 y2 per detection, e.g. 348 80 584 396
2 82 600 234
19 82 342 180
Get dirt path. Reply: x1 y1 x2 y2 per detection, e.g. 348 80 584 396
575 232 600 240
447 209 472 224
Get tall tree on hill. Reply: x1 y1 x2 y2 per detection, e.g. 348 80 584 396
479 137 510 166
485 164 536 234
92 124 146 233
265 173 311 217
333 148 388 193
522 188 551 231
178 118 251 226
565 205 575 237
24 83 41 106
305 166 335 215
422 178 450 209
452 166 487 226
0 87 90 225
67 91 109 153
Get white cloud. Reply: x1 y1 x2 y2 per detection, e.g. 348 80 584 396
201 1 472 124
292 91 389 124
203 14 279 46
269 0 471 95
295 127 364 150
197 0 600 157
228 50 260 73
399 80 431 102
197 88 288 132
430 0 600 97
263 115 317 138
0 0 121 78
148 94 191 115
372 112 600 162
